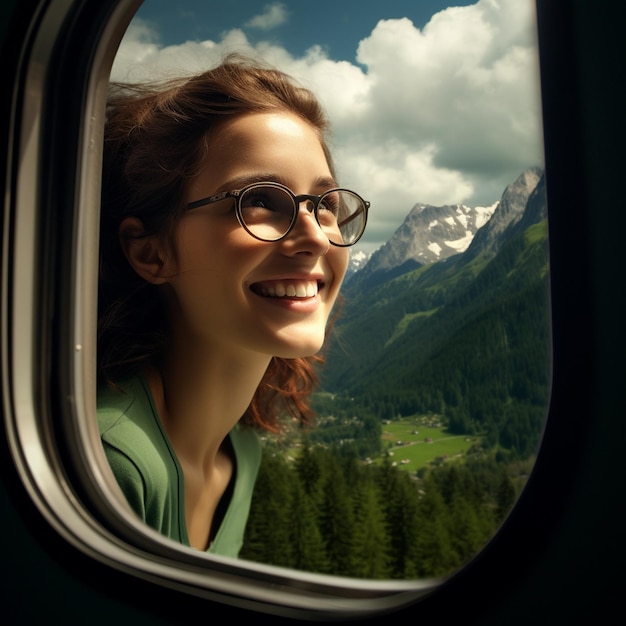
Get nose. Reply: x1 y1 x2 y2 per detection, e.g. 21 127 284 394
281 199 330 255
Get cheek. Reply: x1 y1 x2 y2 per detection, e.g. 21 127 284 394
170 222 238 275
330 248 350 285
166 229 266 307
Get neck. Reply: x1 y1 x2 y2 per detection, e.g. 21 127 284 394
147 340 271 470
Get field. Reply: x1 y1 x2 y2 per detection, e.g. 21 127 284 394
265 415 481 474
375 418 480 472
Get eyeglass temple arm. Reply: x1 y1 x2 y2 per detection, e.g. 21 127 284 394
186 190 237 211
337 203 369 228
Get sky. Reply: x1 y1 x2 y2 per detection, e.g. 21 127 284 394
111 0 543 254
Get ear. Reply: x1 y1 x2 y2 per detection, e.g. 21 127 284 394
118 217 172 284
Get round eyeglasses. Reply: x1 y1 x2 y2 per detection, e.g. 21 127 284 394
186 181 370 247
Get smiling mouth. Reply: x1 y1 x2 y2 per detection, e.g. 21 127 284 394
251 280 322 299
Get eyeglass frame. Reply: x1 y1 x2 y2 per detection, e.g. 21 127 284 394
185 181 370 247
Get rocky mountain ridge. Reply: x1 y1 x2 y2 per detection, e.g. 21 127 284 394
347 167 543 288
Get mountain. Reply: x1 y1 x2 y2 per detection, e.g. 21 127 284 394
462 166 543 262
317 168 550 460
349 201 497 289
350 167 542 290
345 248 372 281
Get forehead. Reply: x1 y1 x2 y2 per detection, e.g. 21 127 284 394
190 112 334 196
207 111 325 153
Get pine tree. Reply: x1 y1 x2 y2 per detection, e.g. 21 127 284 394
287 478 329 573
446 495 486 565
317 454 356 577
351 471 391 579
495 469 517 523
375 459 421 578
412 485 458 578
293 441 324 505
240 453 294 567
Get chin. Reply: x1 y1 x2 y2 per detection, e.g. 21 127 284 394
274 338 326 359
268 324 327 358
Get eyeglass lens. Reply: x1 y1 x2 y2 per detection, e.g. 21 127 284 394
238 185 366 245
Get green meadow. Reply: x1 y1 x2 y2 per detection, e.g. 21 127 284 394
375 418 480 471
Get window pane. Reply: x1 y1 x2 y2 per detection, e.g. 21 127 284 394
106 0 547 581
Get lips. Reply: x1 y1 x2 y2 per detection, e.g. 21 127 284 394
251 279 321 299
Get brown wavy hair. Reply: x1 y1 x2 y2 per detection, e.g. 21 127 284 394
98 55 336 432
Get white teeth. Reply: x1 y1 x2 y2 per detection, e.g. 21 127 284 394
258 280 319 298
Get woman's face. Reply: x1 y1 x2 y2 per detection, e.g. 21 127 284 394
162 111 350 360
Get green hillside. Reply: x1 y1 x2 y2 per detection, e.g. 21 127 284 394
320 220 551 459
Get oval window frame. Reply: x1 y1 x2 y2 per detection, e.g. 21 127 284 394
2 0 441 619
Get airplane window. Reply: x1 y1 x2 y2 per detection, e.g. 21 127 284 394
108 0 547 579
3 0 548 619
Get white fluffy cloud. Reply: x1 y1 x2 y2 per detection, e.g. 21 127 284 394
110 0 542 252
244 2 288 30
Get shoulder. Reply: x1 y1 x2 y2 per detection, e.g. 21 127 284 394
97 376 175 486
96 376 136 435
97 376 183 530
98 376 158 443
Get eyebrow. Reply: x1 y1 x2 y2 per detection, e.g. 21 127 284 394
217 174 340 193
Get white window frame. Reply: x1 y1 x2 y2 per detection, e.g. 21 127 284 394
1 0 440 618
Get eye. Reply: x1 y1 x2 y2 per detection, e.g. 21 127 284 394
319 201 339 216
242 192 274 210
318 192 340 216
240 187 293 216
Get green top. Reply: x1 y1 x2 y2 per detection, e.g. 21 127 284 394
97 374 261 557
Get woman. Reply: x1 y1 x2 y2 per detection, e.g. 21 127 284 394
97 56 369 557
